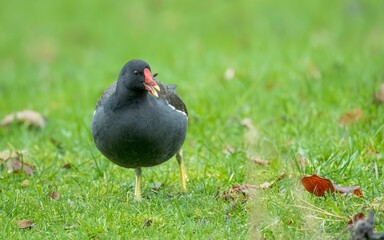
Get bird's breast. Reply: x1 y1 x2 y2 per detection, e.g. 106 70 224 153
91 98 187 168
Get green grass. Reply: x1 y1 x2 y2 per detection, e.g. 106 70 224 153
1 0 384 239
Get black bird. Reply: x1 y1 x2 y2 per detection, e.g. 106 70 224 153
91 59 188 200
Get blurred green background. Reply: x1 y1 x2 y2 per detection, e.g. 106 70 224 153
1 0 384 239
1 0 383 116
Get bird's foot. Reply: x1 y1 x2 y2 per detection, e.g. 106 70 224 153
176 150 187 191
134 168 142 201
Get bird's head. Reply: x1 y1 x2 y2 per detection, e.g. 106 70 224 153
117 59 160 97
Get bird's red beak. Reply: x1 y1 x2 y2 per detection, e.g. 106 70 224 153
143 68 160 97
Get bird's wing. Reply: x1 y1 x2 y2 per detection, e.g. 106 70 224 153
156 80 188 116
96 82 117 109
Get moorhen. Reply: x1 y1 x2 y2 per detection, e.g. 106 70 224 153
91 59 188 200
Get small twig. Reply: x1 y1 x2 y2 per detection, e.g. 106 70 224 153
294 196 349 221
293 205 348 221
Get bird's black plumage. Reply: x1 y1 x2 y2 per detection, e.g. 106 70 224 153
91 59 188 169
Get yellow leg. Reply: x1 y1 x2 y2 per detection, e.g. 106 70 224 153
176 149 187 191
134 168 142 201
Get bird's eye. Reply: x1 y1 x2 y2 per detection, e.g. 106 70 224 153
134 71 139 75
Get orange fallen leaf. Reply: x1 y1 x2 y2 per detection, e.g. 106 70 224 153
17 219 35 229
301 174 363 197
338 108 362 126
1 110 46 128
301 174 334 196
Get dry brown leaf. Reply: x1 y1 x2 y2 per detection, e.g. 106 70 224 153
220 173 286 202
0 150 34 176
49 191 61 200
221 184 258 202
143 219 154 228
251 158 269 165
372 83 384 105
0 150 28 160
6 159 34 176
334 185 363 197
62 163 72 169
338 108 362 126
301 174 363 197
17 219 35 229
21 179 30 187
1 110 46 128
0 151 12 160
